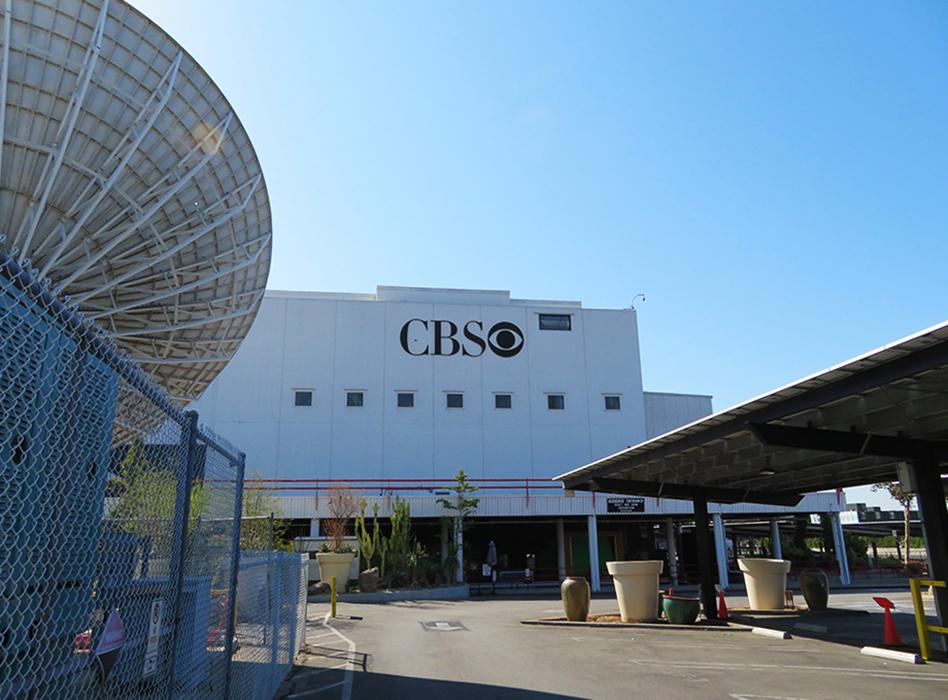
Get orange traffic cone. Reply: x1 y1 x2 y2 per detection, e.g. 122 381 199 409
717 589 729 620
873 597 902 646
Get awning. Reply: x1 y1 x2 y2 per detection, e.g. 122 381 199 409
556 320 948 500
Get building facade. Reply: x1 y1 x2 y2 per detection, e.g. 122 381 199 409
191 286 849 589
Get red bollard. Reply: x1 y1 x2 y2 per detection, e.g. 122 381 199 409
718 590 729 620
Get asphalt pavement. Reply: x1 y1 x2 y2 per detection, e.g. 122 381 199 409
278 591 947 700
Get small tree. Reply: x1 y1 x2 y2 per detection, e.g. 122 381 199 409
322 486 357 553
241 472 290 550
355 500 381 568
437 469 479 582
872 482 914 566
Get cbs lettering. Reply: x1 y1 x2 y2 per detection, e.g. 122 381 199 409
399 319 524 358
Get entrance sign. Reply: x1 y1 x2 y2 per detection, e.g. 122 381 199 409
142 599 163 677
606 497 645 514
94 609 126 682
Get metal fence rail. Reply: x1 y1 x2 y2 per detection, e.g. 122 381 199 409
0 246 303 698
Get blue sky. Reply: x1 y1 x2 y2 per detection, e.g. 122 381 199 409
135 1 947 507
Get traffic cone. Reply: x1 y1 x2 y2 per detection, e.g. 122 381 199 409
717 589 729 620
873 597 902 647
882 608 901 646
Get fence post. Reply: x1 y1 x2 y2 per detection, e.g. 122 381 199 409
164 410 200 698
222 451 246 700
271 554 282 689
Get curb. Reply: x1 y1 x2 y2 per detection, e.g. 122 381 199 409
309 584 469 604
520 618 750 632
860 646 922 664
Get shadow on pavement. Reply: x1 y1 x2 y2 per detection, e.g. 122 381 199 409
728 608 947 660
350 670 585 699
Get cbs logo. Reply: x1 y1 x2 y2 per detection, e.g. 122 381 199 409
399 319 524 358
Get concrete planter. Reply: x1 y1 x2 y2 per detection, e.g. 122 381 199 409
738 558 790 610
606 560 663 622
316 552 356 592
799 570 829 611
560 576 590 621
661 595 701 625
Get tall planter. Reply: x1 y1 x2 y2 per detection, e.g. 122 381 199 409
316 552 355 592
606 560 663 622
738 558 790 610
799 570 829 611
561 576 590 621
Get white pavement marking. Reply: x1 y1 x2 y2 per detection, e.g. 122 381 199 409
307 631 337 640
321 613 357 700
287 679 347 698
628 658 948 681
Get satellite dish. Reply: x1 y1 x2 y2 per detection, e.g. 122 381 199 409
0 0 272 402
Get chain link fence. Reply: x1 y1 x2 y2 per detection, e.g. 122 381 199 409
0 246 305 698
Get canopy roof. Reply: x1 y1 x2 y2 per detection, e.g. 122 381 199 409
557 320 948 502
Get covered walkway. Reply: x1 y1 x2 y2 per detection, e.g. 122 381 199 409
557 320 948 643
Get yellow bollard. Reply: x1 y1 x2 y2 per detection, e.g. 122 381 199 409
331 576 337 618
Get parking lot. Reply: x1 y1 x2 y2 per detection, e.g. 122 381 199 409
279 592 947 700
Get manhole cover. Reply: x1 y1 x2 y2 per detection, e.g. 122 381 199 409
420 621 467 632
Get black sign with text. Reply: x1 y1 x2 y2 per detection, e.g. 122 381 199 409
606 497 645 514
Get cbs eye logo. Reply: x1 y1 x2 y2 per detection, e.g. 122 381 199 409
400 319 524 358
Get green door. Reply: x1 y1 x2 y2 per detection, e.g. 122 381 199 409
570 535 616 576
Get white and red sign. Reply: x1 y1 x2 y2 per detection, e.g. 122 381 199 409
94 609 126 682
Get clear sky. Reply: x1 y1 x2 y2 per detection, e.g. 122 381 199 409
134 1 947 508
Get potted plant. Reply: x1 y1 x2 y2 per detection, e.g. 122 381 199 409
661 593 701 625
316 487 357 592
561 576 590 621
798 569 829 611
606 560 663 622
738 558 791 610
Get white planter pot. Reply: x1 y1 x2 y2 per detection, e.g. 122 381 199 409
606 560 663 622
738 558 791 610
316 552 356 592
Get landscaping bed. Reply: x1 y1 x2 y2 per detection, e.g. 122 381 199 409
521 613 747 631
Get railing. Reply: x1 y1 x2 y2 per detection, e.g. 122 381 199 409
909 578 947 661
246 478 561 506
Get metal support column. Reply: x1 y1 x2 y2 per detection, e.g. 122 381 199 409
309 518 320 538
713 513 729 590
222 452 246 700
830 512 851 586
556 519 566 580
664 518 679 586
770 518 783 560
912 455 948 648
587 515 601 593
693 493 717 620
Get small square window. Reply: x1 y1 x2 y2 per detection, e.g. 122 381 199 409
494 393 512 409
446 393 464 409
294 390 313 407
397 392 415 408
547 394 565 410
604 395 621 411
346 391 364 407
539 314 572 331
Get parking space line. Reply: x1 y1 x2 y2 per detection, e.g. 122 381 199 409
322 613 357 700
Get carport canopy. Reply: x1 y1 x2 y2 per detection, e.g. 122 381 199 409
556 320 948 629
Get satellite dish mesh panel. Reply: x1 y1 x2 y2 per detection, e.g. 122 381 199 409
0 0 272 402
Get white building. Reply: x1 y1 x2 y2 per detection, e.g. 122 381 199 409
192 285 848 589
